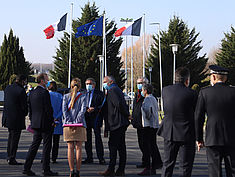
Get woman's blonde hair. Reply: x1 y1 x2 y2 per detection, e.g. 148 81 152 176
70 78 81 109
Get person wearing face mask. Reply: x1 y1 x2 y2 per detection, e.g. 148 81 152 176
2 74 28 165
23 73 58 176
131 77 149 169
82 78 105 165
99 76 130 177
157 67 197 177
195 65 235 177
137 83 162 176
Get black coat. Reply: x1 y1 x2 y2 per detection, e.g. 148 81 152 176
131 90 145 129
29 86 54 131
195 83 235 146
103 85 130 131
158 83 197 142
85 89 104 128
2 83 28 130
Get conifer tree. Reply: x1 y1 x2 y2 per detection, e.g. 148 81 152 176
216 26 235 85
146 16 208 96
0 29 32 89
51 2 124 89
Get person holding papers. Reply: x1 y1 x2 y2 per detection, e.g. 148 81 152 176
62 78 87 177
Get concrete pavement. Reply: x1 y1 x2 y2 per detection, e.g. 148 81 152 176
0 112 226 177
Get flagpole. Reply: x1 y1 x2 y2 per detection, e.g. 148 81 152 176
103 11 107 76
142 13 146 78
131 36 134 110
68 3 73 88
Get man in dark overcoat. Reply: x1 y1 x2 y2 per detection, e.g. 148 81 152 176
23 73 58 176
2 74 28 165
158 67 197 177
99 76 130 177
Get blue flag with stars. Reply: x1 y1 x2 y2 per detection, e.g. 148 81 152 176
75 16 103 38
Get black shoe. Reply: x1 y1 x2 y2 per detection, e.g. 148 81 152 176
136 164 146 168
22 170 36 176
115 169 125 176
43 170 58 176
82 158 93 164
75 170 80 177
52 160 57 164
99 169 115 177
99 159 106 165
70 170 75 177
155 163 163 169
8 159 23 165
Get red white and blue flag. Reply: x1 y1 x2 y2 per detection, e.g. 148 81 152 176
115 17 142 37
43 13 67 39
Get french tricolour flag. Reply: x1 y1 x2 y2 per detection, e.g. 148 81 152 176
115 17 142 37
43 13 67 39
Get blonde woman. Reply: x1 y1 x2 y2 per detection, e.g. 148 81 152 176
62 78 87 177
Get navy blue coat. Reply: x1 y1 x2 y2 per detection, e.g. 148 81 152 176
29 86 54 131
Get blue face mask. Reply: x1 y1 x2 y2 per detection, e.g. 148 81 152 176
141 91 145 97
86 84 93 91
137 84 143 90
46 81 50 88
103 83 110 90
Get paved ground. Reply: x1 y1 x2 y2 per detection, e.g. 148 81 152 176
0 112 226 177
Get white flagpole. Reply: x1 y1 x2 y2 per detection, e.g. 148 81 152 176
68 3 73 88
131 36 134 109
142 14 146 77
158 24 163 112
103 11 107 76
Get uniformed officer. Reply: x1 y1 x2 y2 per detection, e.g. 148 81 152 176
195 65 235 177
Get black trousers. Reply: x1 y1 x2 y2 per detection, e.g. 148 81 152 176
142 127 162 169
24 129 53 172
161 139 195 177
108 127 127 171
137 128 147 165
206 146 235 177
7 129 21 161
51 134 60 161
85 126 104 160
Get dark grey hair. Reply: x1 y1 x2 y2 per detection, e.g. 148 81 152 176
142 83 153 94
85 78 96 85
175 67 190 83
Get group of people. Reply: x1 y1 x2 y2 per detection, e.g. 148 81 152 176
2 64 235 177
131 65 235 177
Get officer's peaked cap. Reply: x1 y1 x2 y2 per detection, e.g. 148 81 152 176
209 65 229 75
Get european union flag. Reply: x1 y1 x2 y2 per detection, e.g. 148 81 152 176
75 16 103 38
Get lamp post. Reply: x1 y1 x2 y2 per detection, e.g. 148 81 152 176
150 22 163 111
98 55 104 91
170 44 179 84
149 67 152 84
120 18 133 93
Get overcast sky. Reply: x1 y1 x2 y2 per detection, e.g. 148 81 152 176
0 0 234 63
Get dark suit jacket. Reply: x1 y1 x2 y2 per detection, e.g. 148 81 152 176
131 90 145 129
103 84 130 131
85 89 104 128
195 82 235 147
29 86 54 131
158 83 197 142
2 83 28 130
